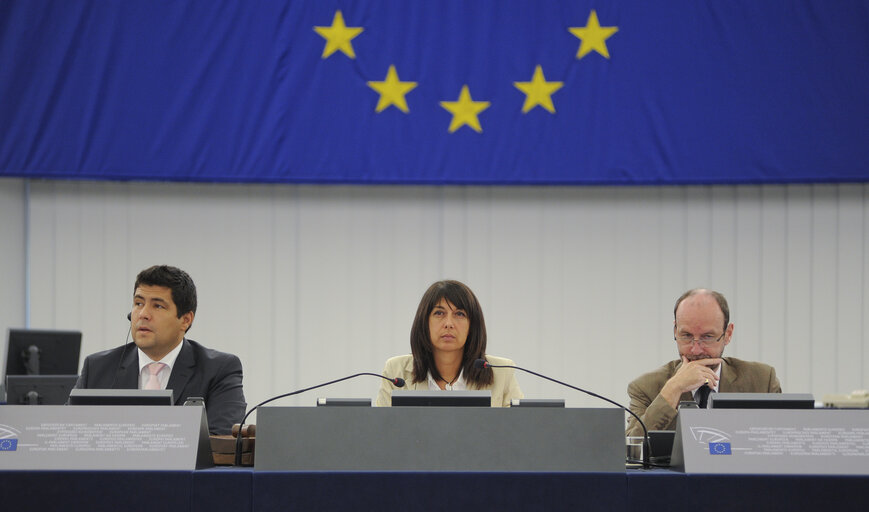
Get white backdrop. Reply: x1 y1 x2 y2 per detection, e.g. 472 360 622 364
2 179 867 422
0 180 26 338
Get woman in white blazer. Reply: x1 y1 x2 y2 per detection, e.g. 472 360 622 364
376 280 522 407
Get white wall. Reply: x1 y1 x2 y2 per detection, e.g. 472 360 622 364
6 180 869 420
0 179 26 337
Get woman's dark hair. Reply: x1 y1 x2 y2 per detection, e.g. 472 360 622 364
410 280 493 387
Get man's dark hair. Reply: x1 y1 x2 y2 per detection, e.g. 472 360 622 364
673 288 730 331
134 265 197 319
409 280 493 387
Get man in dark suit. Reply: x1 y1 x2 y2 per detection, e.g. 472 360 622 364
74 265 246 435
626 289 780 436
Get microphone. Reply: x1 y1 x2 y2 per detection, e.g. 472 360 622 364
109 312 134 389
474 358 653 468
234 372 405 466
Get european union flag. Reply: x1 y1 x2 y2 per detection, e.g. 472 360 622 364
0 439 18 451
708 442 731 455
1 1 868 185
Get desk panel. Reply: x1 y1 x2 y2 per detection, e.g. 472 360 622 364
253 472 627 511
256 406 624 472
626 471 869 510
0 470 192 512
2 468 867 511
194 468 252 512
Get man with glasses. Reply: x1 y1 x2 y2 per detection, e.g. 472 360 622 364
625 288 781 436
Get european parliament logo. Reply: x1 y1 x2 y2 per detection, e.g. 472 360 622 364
689 426 732 455
1 424 21 451
709 442 732 455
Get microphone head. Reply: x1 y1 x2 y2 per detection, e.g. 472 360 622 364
127 312 132 321
393 377 406 388
473 358 488 369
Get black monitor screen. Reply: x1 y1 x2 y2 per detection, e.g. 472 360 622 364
510 399 566 408
391 390 491 407
5 375 78 405
4 329 82 376
709 392 815 409
68 388 174 406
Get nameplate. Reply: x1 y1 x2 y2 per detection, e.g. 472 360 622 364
0 405 212 470
671 408 869 474
255 406 624 472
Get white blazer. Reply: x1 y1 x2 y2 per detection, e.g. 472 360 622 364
376 354 523 407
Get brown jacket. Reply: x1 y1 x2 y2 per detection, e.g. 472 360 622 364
625 357 781 436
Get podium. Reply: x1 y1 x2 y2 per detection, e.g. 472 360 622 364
255 406 624 472
0 405 212 470
671 408 869 474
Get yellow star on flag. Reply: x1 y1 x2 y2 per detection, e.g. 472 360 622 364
367 65 418 113
440 85 490 133
314 10 364 59
513 66 564 114
569 10 619 59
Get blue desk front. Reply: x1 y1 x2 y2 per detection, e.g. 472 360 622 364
2 468 867 511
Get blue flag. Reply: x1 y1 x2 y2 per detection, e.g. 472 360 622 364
1 1 867 184
709 442 732 455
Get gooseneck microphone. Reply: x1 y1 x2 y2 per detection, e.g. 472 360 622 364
474 358 653 467
234 372 405 466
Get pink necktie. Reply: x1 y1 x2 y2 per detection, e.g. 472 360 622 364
144 362 166 390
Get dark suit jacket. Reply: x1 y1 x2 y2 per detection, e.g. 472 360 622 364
74 338 246 435
626 357 781 436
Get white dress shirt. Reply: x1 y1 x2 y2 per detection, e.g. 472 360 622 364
137 339 184 390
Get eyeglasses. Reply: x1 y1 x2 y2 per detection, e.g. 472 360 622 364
674 332 725 347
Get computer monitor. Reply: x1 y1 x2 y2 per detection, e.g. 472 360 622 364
5 375 79 405
67 389 174 406
391 390 491 407
316 398 372 406
510 399 566 407
709 392 815 409
4 328 82 376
